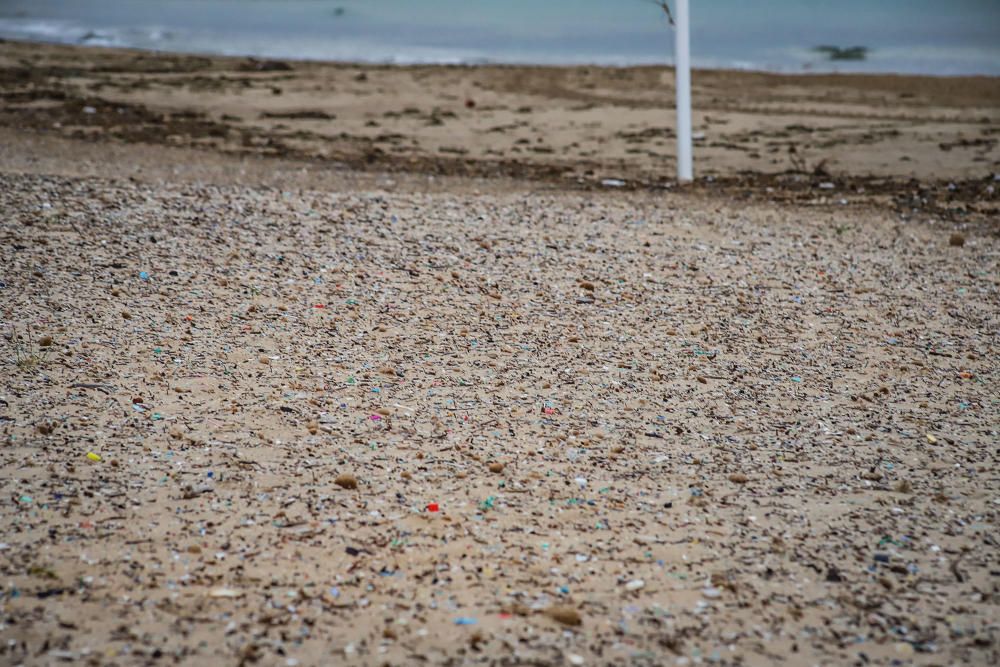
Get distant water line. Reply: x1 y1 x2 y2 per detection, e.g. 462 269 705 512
0 0 998 75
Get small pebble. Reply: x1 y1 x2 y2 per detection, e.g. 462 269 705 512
949 233 965 247
624 579 645 591
544 605 582 627
208 588 244 598
488 462 504 473
335 473 358 490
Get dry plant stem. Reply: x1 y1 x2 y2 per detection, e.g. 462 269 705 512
646 0 675 26
10 323 52 371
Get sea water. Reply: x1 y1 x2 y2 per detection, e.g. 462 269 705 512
0 0 997 75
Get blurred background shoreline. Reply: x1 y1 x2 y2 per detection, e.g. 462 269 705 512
1 0 998 76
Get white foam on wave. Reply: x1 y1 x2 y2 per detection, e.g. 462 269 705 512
0 18 86 41
0 17 175 50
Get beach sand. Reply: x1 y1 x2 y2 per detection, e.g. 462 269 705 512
1 40 998 666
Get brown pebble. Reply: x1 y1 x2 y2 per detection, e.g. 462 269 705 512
375 407 391 416
488 462 504 473
400 471 412 480
38 335 53 347
894 479 913 493
335 473 358 490
729 473 748 484
544 605 582 627
121 310 132 320
307 420 319 435
579 281 595 291
168 426 185 440
36 422 54 435
258 355 270 364
949 233 965 247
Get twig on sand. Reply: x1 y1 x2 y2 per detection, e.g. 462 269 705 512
70 383 115 395
950 555 966 583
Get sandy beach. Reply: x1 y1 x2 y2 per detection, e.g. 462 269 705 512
1 40 999 667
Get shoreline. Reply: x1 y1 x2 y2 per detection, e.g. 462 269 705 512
9 36 1000 80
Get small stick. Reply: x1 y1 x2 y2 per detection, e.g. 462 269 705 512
70 383 115 395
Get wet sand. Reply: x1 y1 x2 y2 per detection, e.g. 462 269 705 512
1 40 999 191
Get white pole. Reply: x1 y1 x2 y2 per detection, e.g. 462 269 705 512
675 0 693 182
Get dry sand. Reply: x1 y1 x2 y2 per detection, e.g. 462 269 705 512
1 40 999 667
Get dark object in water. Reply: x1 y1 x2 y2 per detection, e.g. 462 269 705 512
240 58 293 72
814 45 869 61
79 31 112 44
